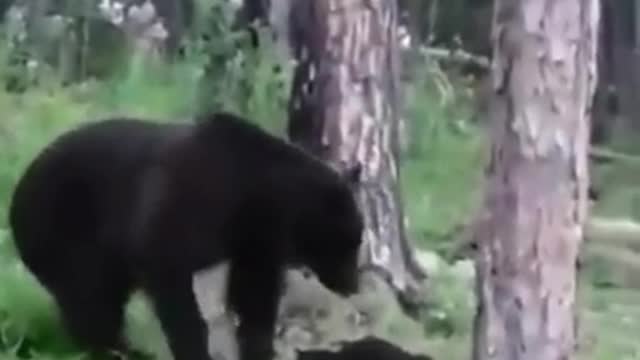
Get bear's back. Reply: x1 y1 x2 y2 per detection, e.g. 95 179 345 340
8 118 184 252
187 112 344 197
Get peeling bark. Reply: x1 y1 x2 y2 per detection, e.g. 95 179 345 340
287 0 426 310
472 1 600 360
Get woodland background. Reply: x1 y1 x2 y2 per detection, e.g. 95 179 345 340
0 0 638 359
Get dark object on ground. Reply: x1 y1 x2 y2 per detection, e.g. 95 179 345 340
297 337 433 360
8 112 364 360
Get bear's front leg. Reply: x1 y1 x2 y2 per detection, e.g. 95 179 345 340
143 271 212 360
226 255 284 360
224 194 290 360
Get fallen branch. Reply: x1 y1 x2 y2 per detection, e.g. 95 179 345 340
585 217 640 252
417 46 490 71
450 216 640 261
583 243 640 289
586 243 640 270
589 146 640 164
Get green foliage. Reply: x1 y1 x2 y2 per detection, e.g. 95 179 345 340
592 159 640 221
195 1 292 135
2 1 131 88
578 287 640 360
400 61 486 251
419 261 475 338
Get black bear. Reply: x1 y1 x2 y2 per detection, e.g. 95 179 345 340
297 337 433 360
8 112 364 360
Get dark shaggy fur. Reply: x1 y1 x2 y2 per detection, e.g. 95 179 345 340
8 112 364 360
297 337 433 360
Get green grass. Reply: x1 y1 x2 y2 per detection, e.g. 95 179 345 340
419 279 640 360
400 64 487 252
401 128 486 250
579 286 640 359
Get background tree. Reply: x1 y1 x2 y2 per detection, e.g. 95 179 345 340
472 1 600 359
286 0 427 312
0 0 193 89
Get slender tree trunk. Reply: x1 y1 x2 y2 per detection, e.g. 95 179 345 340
398 0 438 46
287 0 426 311
472 1 599 359
604 0 640 134
150 0 194 58
634 0 640 50
590 0 617 145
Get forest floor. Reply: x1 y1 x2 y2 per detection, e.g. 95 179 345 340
580 287 640 359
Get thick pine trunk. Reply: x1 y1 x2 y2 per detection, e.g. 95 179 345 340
472 1 599 359
287 0 426 309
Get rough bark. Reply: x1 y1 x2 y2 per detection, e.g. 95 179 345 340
472 1 599 360
287 0 426 311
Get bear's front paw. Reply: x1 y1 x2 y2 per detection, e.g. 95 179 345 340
239 336 274 360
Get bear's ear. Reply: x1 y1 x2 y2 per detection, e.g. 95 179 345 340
339 163 362 186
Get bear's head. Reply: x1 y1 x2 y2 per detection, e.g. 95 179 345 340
291 165 364 297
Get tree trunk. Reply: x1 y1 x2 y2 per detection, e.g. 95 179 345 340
287 0 426 312
149 0 194 58
590 0 618 145
472 1 599 359
634 0 640 50
604 0 640 135
398 0 438 46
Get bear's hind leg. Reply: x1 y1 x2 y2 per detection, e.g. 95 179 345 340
53 269 134 359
